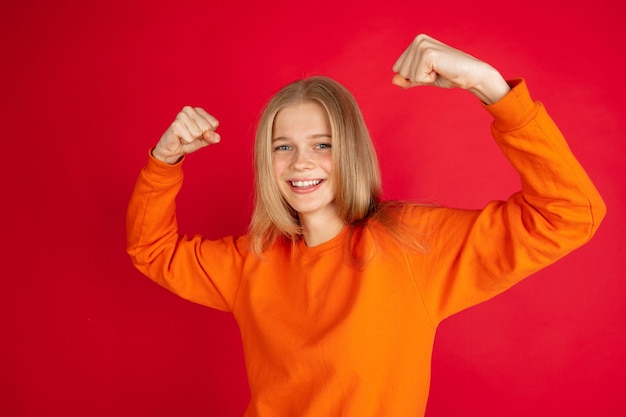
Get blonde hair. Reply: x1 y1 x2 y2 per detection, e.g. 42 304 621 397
249 76 425 256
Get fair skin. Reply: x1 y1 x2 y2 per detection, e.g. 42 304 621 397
390 34 510 104
152 34 510 244
271 101 344 246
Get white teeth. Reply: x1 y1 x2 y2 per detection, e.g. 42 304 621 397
290 179 322 187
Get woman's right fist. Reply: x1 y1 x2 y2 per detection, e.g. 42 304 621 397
152 106 220 164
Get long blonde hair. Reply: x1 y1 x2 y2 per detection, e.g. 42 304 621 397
249 76 423 256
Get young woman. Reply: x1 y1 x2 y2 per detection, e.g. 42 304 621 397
127 34 605 416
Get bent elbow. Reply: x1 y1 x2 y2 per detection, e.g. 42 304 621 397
572 190 607 244
519 190 606 261
589 194 607 237
543 194 606 253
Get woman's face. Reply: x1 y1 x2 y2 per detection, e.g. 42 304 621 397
271 101 338 223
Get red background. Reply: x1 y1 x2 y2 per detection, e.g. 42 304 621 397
2 0 625 416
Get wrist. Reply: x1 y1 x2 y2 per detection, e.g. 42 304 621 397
469 65 510 105
151 147 183 165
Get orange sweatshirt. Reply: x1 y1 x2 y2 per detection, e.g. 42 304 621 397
127 80 605 417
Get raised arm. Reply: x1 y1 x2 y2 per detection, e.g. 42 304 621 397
392 35 607 321
126 107 243 312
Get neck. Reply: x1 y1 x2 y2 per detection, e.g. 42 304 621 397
299 210 346 247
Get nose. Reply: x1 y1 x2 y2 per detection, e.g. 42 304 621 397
290 148 314 171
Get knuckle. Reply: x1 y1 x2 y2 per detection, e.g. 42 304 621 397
413 33 428 45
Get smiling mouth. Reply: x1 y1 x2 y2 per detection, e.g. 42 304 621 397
289 179 323 188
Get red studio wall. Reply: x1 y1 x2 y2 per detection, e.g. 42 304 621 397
2 0 624 416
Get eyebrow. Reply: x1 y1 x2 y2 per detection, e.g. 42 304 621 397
271 133 332 142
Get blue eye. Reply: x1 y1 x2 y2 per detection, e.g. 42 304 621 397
316 143 332 150
274 144 291 152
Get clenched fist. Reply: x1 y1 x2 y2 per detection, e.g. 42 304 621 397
392 34 510 104
152 106 221 164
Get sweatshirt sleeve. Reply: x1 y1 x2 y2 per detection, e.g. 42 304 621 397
410 79 606 323
126 152 245 312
